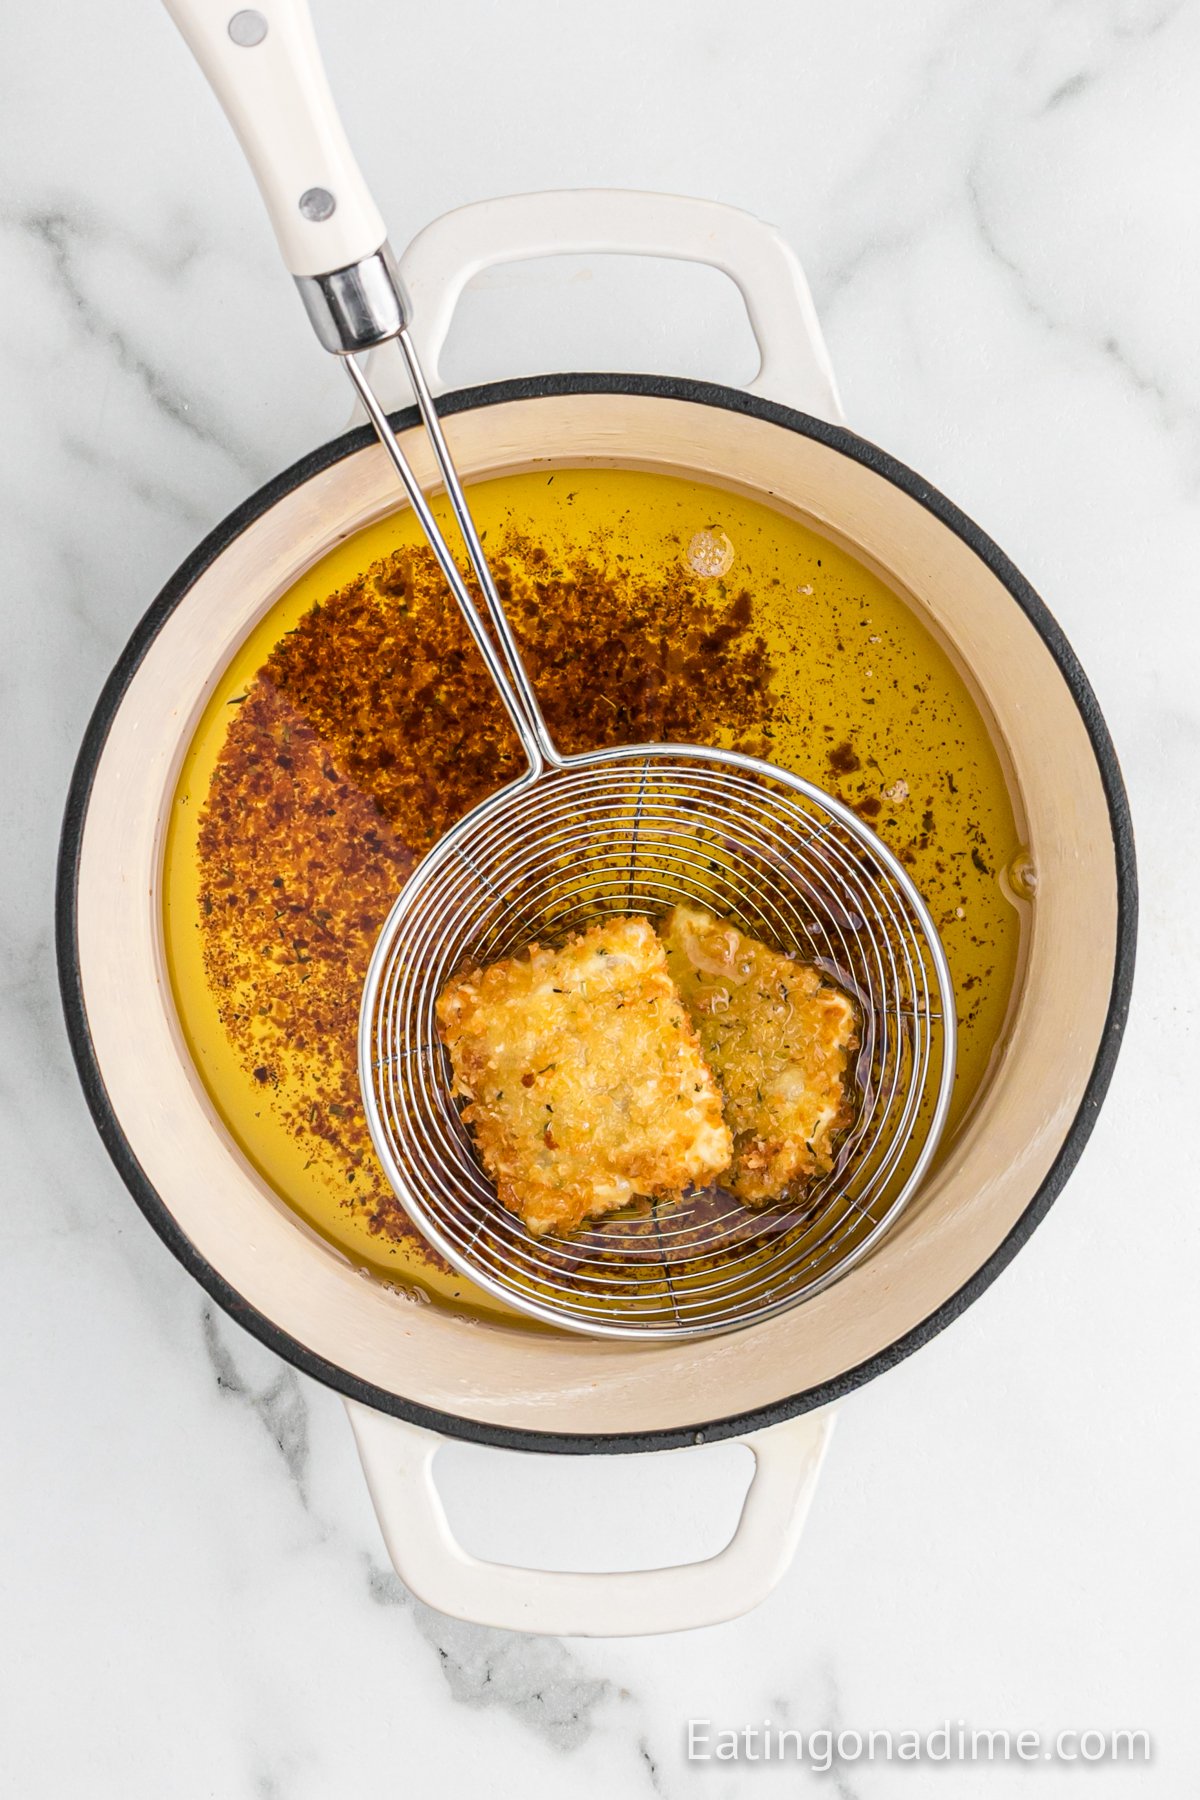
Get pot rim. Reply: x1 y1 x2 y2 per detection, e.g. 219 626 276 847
56 371 1138 1455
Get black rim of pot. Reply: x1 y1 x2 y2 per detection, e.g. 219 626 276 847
56 373 1138 1455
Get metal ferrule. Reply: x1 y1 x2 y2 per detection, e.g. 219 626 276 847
295 243 408 353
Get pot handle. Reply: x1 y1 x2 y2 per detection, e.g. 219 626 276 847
393 189 844 422
345 1398 835 1637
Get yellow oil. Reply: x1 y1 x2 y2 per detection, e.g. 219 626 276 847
164 465 1028 1324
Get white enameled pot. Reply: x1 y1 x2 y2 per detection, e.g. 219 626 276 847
59 186 1135 1637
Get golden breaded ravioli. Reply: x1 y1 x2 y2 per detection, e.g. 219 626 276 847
436 916 732 1237
660 903 859 1206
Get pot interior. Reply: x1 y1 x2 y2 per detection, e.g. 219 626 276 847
73 389 1120 1438
163 462 1024 1328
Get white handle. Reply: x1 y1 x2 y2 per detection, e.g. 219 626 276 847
347 1400 835 1637
163 0 385 276
394 189 844 420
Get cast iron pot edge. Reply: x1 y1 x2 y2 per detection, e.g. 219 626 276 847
55 373 1139 1455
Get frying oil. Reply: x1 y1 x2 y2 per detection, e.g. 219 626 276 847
164 466 1028 1324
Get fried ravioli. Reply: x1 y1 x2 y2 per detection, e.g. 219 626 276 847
435 915 732 1237
660 903 859 1206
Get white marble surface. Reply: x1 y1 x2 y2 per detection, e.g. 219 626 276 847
2 0 1197 1793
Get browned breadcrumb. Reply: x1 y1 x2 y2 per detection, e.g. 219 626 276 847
660 903 859 1205
196 535 772 1259
194 678 420 1246
436 916 732 1237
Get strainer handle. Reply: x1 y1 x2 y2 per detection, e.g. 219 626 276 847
162 0 388 282
346 1399 835 1638
390 189 845 421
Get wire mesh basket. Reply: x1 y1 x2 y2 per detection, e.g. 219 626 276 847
361 744 955 1338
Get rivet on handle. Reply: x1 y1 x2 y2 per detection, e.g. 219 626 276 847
299 187 337 221
227 9 268 46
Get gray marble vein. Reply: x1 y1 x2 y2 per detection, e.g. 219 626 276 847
365 1556 619 1752
60 429 217 533
202 1306 312 1504
9 202 265 485
636 1735 667 1795
963 169 1190 435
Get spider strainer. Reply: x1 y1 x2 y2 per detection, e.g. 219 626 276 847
340 250 954 1347
162 0 955 1339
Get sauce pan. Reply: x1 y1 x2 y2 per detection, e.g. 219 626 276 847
58 190 1135 1635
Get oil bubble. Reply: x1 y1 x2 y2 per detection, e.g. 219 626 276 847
687 528 735 578
1001 849 1039 904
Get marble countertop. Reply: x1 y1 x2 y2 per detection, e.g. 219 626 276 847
2 0 1196 1793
